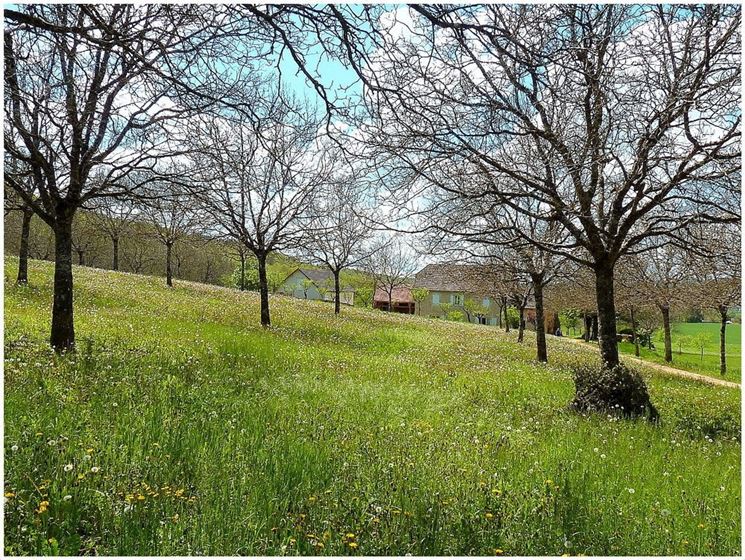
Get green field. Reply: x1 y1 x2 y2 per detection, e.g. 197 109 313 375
617 322 741 382
4 257 741 556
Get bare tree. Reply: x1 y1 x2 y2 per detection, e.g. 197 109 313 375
618 245 692 363
189 88 330 326
689 225 741 376
301 177 378 314
139 179 203 287
4 174 37 284
3 4 234 350
122 241 155 275
366 238 418 312
70 213 102 267
416 188 570 363
88 197 135 271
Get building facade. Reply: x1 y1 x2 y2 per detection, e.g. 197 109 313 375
280 268 355 306
413 264 504 324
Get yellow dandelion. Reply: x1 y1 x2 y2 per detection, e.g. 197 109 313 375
485 512 494 520
348 542 358 549
36 500 50 514
494 549 504 555
346 532 356 539
4 492 15 498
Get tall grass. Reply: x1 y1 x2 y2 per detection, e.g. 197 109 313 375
4 257 741 555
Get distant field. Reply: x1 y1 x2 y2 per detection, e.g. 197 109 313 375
4 257 741 556
617 323 741 382
670 322 741 351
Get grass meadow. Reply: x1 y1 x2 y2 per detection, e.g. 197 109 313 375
3 257 741 556
617 323 741 382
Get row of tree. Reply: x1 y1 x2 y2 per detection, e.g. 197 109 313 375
4 4 740 394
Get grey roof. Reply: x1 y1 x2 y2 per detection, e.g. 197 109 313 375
291 268 354 292
298 268 334 284
414 263 492 293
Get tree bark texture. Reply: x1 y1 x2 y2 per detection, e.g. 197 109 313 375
51 217 75 351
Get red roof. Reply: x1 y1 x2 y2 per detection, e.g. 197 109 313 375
374 286 414 304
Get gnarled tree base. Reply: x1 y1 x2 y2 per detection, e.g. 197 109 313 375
570 363 659 422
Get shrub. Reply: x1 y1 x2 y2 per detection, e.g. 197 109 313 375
570 363 659 422
506 307 520 329
447 310 464 322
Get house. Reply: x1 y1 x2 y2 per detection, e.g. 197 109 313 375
414 264 504 324
280 268 354 305
373 286 415 314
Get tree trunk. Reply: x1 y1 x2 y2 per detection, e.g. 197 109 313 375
532 275 548 362
333 268 341 315
719 304 727 376
552 311 560 334
660 304 672 363
584 313 591 342
165 241 173 287
112 236 119 271
594 263 619 367
503 298 510 332
51 217 75 352
496 303 502 327
17 206 32 284
517 306 525 343
239 252 246 291
630 306 640 357
77 249 85 266
257 252 271 327
590 314 599 341
388 290 393 312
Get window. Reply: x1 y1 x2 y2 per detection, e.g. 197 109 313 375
452 293 463 305
432 292 440 304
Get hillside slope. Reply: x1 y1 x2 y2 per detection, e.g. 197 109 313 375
4 257 741 556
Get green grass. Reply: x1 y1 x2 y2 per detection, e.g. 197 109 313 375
4 257 741 556
617 323 741 382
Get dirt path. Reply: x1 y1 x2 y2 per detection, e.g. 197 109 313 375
560 338 741 389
